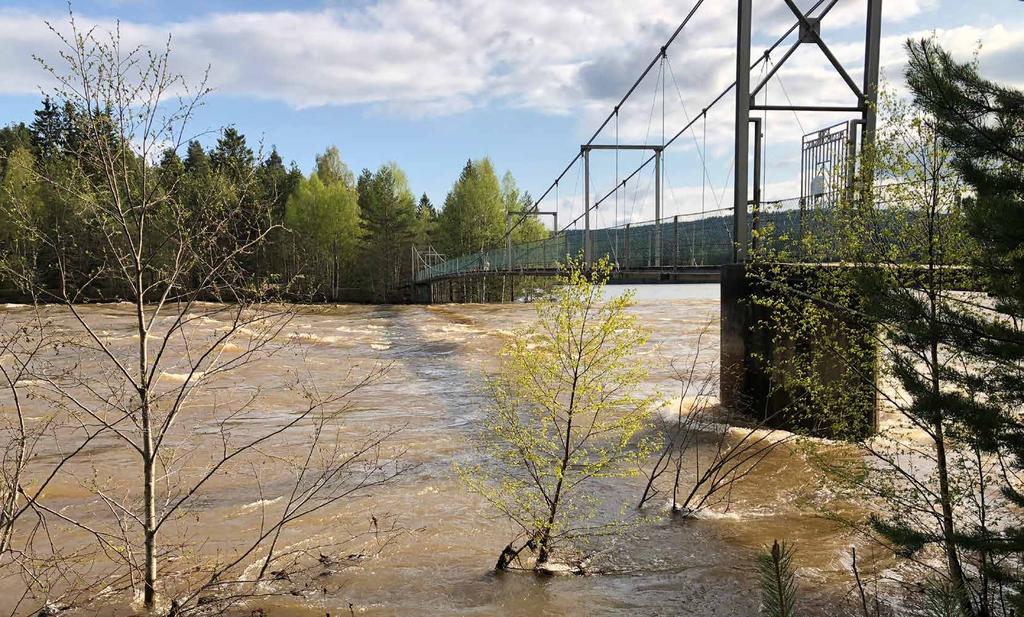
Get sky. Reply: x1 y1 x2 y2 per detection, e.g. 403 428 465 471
0 0 1022 230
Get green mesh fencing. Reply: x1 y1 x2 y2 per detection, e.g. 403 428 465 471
415 201 807 283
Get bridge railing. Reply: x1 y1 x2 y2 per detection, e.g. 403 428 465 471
414 199 807 282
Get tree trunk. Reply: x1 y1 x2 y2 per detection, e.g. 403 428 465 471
137 272 158 609
143 446 157 608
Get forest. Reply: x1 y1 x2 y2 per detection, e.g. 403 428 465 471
0 98 549 304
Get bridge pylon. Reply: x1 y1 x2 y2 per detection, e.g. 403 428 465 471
733 0 883 262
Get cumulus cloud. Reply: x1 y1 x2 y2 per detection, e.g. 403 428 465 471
0 0 946 119
1 0 1021 218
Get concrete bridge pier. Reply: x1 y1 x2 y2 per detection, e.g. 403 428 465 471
720 264 878 439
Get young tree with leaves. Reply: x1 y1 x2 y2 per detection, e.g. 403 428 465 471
285 169 361 299
501 171 548 244
459 258 656 571
315 144 356 188
437 158 505 255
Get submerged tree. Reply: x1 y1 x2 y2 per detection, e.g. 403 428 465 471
0 14 403 614
459 258 657 572
638 323 792 515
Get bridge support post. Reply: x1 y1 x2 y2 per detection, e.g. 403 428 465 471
721 263 878 439
505 215 512 272
673 215 679 269
751 117 762 251
624 224 631 268
654 148 662 267
863 0 882 146
733 0 751 264
583 147 592 266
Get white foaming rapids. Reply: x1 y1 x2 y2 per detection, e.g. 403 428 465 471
159 371 205 385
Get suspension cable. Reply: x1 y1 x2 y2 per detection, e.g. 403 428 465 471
530 0 838 241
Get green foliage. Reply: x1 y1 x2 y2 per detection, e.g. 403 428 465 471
209 127 254 181
0 97 548 302
757 540 797 617
905 38 1024 310
315 145 355 188
502 171 548 244
437 158 505 255
0 146 44 273
458 257 657 568
414 192 438 248
753 66 1023 614
284 171 361 296
901 37 1024 614
922 579 969 617
357 162 417 301
184 140 211 176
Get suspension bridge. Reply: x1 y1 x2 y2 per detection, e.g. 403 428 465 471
409 0 882 304
407 0 885 436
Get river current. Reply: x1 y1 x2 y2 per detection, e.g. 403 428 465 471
0 285 879 616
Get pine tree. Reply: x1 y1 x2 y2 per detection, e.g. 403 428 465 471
414 193 437 248
183 140 211 176
209 127 254 180
258 147 293 221
757 541 798 617
29 96 63 160
905 37 1024 614
157 148 184 189
357 163 417 301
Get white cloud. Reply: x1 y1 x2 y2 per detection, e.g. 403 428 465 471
1 0 1022 216
0 0 945 119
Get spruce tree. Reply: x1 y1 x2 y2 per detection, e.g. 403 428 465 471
209 127 254 180
29 96 62 159
183 140 211 176
357 163 417 301
905 37 1024 613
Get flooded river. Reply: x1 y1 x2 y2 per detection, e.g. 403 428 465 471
0 285 879 616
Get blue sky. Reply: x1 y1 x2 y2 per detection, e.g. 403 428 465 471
0 0 1022 226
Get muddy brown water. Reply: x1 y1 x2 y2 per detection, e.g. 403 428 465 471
0 285 882 616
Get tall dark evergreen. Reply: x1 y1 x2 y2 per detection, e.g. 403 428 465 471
29 96 63 159
906 37 1024 612
357 163 417 301
183 140 211 176
210 127 254 180
906 38 1024 308
258 147 298 220
157 148 184 189
414 193 437 247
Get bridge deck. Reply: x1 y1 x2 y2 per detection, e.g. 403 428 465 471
416 264 720 284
